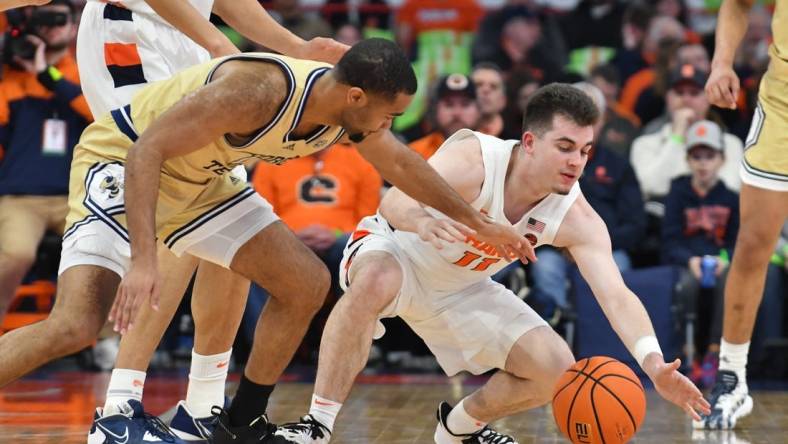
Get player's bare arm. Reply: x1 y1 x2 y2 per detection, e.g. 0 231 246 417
0 0 49 11
706 0 756 109
112 61 286 333
357 130 535 263
212 0 349 63
557 195 711 420
379 134 487 249
145 0 239 57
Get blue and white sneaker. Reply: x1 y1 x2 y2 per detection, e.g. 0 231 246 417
88 399 187 443
693 370 753 429
170 401 223 441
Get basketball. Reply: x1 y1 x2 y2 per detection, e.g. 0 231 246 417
552 356 646 444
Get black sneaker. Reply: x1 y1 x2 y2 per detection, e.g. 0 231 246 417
209 406 276 443
269 414 331 443
434 401 518 444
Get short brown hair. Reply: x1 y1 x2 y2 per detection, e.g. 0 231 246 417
521 83 599 136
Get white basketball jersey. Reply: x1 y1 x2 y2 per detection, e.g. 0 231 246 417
386 129 581 293
88 0 215 26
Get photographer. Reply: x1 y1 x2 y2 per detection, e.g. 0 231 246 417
0 0 91 322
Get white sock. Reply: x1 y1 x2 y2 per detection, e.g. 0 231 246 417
185 348 231 418
308 394 342 432
719 339 749 383
104 369 146 415
447 399 486 435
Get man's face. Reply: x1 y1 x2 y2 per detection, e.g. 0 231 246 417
667 83 709 120
591 75 618 108
677 44 710 73
435 95 481 137
687 146 724 185
472 68 506 116
340 91 412 140
523 115 594 195
32 5 74 51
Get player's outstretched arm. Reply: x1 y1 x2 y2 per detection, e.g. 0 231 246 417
359 130 535 263
111 62 284 334
0 0 49 11
706 0 755 109
213 0 349 64
561 196 710 420
145 0 240 58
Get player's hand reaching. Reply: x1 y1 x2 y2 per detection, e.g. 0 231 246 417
644 353 711 421
705 64 740 110
473 217 537 264
296 37 350 64
110 260 161 335
416 216 475 250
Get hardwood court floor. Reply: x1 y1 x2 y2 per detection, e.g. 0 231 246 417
0 372 784 443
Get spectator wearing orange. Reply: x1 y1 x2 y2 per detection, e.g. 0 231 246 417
410 74 481 160
252 143 382 252
0 1 91 323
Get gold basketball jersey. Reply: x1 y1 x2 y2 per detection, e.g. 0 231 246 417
770 0 788 65
76 52 346 184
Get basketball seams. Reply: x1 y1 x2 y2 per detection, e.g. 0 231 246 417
552 358 591 403
590 383 608 444
591 374 639 435
563 358 617 441
560 358 592 439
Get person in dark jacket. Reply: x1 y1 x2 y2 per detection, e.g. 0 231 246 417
661 120 738 387
0 0 91 322
528 82 646 323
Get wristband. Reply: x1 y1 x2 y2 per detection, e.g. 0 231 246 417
47 65 63 81
633 335 662 368
36 65 62 90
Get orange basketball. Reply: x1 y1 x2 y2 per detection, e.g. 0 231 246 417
552 356 646 443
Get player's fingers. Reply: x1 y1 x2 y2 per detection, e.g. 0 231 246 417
720 82 737 109
685 403 701 422
427 233 443 250
113 289 126 332
150 279 160 312
109 286 122 324
495 245 513 263
435 228 457 243
448 220 475 238
120 287 137 334
442 223 467 242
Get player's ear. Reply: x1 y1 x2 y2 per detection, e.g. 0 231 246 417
347 87 368 108
522 131 536 154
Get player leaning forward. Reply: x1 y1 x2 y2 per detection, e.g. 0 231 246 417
0 39 534 438
272 84 710 444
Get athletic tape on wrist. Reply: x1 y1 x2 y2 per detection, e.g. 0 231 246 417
633 335 662 368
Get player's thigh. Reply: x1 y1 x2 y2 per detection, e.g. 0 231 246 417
0 196 48 260
49 264 120 339
230 220 329 299
193 259 250 307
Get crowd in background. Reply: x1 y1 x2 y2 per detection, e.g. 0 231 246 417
0 0 786 383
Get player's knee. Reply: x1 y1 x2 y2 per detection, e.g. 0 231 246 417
0 249 36 273
347 259 401 316
735 229 775 263
301 262 331 313
44 316 100 355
